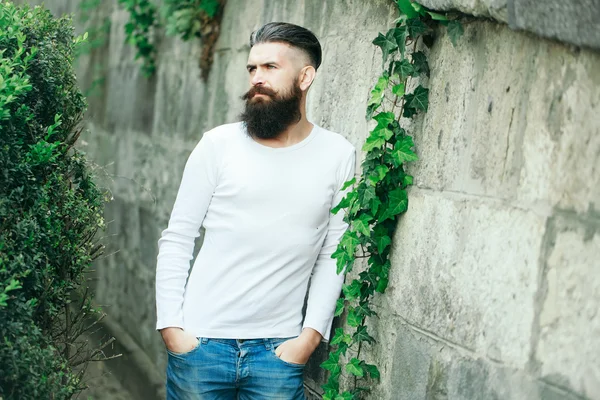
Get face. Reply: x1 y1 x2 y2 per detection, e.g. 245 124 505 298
240 42 312 140
245 42 303 101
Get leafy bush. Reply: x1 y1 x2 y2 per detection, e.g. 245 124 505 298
0 3 106 399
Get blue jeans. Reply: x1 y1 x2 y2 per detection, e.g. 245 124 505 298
166 336 306 399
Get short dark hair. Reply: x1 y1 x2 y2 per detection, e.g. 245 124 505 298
250 22 322 70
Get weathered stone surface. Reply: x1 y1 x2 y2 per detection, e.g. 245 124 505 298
418 0 600 50
419 0 509 21
387 190 545 367
535 212 600 399
508 0 600 51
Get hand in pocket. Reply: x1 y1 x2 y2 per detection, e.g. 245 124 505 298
161 327 199 354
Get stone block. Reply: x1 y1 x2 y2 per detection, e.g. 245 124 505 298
418 0 509 21
415 20 600 214
366 318 585 399
386 190 545 367
508 0 600 51
415 21 532 201
515 46 600 215
535 212 600 399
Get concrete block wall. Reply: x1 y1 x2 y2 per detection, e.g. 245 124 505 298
13 0 599 398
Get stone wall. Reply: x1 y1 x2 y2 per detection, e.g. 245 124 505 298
13 0 600 398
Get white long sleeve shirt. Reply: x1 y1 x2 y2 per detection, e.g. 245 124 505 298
155 122 355 341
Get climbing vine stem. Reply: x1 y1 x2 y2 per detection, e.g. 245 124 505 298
320 1 463 399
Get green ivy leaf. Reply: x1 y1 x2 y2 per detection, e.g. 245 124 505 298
379 188 408 221
331 328 344 345
359 269 380 286
390 119 406 137
412 51 429 77
323 391 335 400
406 18 428 38
357 184 376 209
367 74 389 109
355 301 375 318
322 378 340 399
393 59 415 80
396 0 419 18
411 2 427 16
370 197 382 216
353 213 373 237
392 83 405 97
200 0 219 18
427 10 448 21
372 30 398 63
336 341 350 356
340 231 360 258
391 135 419 166
334 330 353 345
331 327 353 346
332 246 352 274
343 279 362 301
332 190 357 214
402 102 418 119
347 307 362 327
341 177 356 191
376 277 389 293
362 124 392 152
407 85 429 111
373 112 396 127
353 325 376 344
364 363 381 380
403 174 414 186
447 20 464 47
374 230 392 253
363 133 386 152
392 26 407 58
346 358 365 377
338 392 354 400
334 298 345 317
368 164 389 185
321 351 341 371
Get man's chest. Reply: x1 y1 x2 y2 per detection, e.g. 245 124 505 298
211 151 338 228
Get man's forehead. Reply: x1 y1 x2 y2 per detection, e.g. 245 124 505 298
247 42 305 65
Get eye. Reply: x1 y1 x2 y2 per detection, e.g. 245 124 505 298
247 66 256 73
267 64 276 69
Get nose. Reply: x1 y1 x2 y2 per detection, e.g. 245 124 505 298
251 70 265 86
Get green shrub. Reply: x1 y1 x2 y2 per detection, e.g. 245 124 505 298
0 3 106 399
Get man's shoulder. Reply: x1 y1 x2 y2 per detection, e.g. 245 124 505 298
201 122 245 145
315 125 355 156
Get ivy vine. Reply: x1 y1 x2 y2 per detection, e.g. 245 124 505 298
116 0 225 79
321 1 463 399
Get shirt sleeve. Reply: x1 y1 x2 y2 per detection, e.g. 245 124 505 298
155 132 219 330
302 147 356 341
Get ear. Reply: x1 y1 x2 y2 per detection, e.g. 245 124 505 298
298 65 316 91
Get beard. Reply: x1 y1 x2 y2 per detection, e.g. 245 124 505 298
240 80 302 140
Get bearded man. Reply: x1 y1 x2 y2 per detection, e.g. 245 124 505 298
155 22 356 399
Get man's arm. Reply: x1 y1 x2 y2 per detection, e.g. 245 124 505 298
155 132 219 332
302 147 356 342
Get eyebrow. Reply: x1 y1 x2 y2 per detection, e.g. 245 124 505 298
246 61 279 70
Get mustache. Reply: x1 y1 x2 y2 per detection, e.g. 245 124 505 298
241 85 278 100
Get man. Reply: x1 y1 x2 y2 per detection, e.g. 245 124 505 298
155 22 356 399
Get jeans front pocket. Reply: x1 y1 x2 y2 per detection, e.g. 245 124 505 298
270 337 306 368
166 337 202 358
